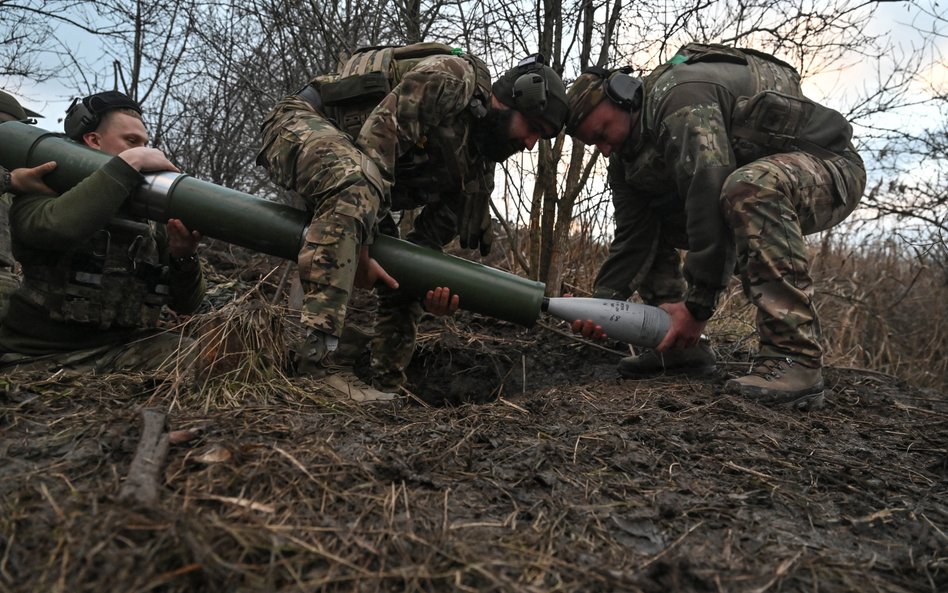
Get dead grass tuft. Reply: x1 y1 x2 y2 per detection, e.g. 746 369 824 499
156 290 298 411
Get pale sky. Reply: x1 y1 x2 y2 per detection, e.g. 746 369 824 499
4 1 945 137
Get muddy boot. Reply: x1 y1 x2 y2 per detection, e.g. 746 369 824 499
291 330 338 376
617 339 716 378
324 371 397 403
724 356 825 411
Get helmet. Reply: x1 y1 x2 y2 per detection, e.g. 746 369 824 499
64 91 142 140
0 90 43 122
492 54 568 138
565 67 642 135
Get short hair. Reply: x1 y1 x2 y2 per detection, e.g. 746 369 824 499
98 107 144 129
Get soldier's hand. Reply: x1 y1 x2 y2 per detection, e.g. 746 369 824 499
10 161 58 195
571 319 607 340
423 286 460 316
166 219 201 258
119 147 180 173
656 301 706 352
355 245 399 290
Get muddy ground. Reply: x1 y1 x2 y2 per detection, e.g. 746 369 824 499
1 285 946 592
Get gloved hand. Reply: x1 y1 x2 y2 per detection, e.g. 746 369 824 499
458 187 493 256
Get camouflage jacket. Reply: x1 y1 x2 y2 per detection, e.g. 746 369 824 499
613 44 857 312
314 52 495 215
0 165 10 196
0 157 205 354
1 166 13 268
0 190 13 270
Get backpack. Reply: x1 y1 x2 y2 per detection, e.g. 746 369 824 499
320 42 492 137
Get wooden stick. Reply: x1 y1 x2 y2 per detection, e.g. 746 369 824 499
119 409 170 506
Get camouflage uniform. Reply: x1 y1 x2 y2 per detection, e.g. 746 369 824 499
592 44 865 367
1 90 46 322
258 47 495 387
0 157 205 373
0 168 18 321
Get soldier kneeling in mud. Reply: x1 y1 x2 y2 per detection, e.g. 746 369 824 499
0 91 205 373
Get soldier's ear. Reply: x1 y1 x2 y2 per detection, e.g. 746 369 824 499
82 131 102 150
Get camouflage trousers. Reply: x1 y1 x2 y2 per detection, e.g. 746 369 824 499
720 150 864 366
592 230 685 304
0 194 18 321
595 150 865 367
0 267 19 322
257 97 385 338
369 205 460 389
0 330 196 374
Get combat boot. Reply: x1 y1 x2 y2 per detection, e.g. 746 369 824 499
327 325 374 368
724 357 824 411
617 339 716 378
291 330 338 376
324 371 397 403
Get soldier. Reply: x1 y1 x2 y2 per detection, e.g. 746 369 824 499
565 43 866 411
258 44 568 401
0 91 205 373
0 90 57 320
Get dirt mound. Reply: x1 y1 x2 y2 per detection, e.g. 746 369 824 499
1 315 945 593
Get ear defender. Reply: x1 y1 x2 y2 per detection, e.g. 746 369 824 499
511 53 550 114
604 69 643 112
581 66 643 112
63 91 142 140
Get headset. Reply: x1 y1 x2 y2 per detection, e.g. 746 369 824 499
510 53 552 115
64 91 142 140
584 66 643 112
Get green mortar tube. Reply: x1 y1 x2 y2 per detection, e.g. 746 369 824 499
0 121 546 327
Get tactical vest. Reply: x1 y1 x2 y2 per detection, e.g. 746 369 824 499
0 193 16 268
646 43 854 163
318 42 493 209
16 217 171 330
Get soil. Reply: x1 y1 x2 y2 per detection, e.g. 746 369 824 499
2 294 945 593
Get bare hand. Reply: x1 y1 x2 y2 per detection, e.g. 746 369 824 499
424 286 460 316
354 245 399 290
571 319 607 340
561 293 607 340
655 301 706 352
166 219 201 258
119 147 180 173
10 161 57 195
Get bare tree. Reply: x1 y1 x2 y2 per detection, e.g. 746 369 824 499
0 0 127 85
4 0 945 294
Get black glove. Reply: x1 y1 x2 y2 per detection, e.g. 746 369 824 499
458 186 493 256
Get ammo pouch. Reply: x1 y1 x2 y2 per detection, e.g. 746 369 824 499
16 218 171 331
731 90 854 164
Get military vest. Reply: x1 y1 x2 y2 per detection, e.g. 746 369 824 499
15 217 171 330
0 193 15 269
645 43 855 164
318 42 493 209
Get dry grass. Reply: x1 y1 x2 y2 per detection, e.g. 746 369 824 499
1 346 943 593
156 290 299 412
547 228 948 392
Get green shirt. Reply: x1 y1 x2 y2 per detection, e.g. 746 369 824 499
0 156 205 354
